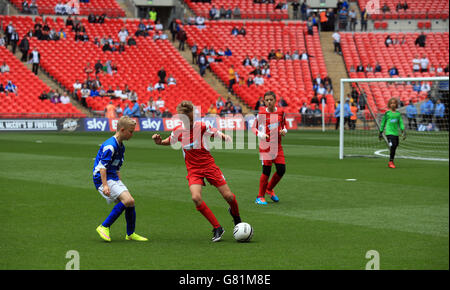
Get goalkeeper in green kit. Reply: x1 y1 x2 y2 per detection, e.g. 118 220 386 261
379 98 406 168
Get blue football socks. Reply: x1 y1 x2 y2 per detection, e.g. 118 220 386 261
125 206 136 236
102 202 126 228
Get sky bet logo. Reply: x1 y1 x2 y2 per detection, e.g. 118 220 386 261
140 118 164 131
85 118 108 131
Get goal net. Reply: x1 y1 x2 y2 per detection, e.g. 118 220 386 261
339 77 449 162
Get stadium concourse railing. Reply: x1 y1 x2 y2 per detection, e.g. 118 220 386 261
0 112 341 132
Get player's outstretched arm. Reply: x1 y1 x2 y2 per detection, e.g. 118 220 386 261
152 134 171 146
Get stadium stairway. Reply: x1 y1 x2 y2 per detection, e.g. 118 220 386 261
167 15 252 115
319 31 350 104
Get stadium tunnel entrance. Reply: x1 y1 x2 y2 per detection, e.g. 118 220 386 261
133 0 183 28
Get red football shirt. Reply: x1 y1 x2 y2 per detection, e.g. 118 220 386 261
169 121 218 170
252 106 287 151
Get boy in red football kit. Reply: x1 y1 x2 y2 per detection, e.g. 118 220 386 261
152 101 242 242
252 91 287 205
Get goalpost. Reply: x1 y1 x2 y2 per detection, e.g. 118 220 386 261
339 76 449 161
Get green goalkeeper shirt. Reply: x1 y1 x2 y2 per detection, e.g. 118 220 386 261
380 110 405 136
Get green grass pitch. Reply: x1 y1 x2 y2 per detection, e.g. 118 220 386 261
0 131 448 270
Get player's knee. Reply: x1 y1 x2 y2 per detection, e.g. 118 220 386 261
276 164 286 177
262 165 271 176
123 197 135 207
191 195 203 206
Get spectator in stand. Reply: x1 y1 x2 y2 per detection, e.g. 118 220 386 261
149 8 157 22
231 26 239 36
104 101 117 118
412 55 421 72
316 83 326 96
0 33 6 47
254 74 264 86
385 35 393 47
73 79 82 97
29 47 40 75
338 6 348 31
366 63 373 73
434 99 446 131
195 15 205 27
356 63 364 72
209 6 219 20
29 0 38 15
198 52 207 76
94 60 103 75
5 80 17 95
143 99 156 117
254 97 264 111
123 103 132 117
154 81 165 92
167 75 177 86
334 100 353 130
162 108 172 118
278 97 288 108
157 67 167 83
208 104 217 115
389 66 399 76
374 62 382 73
306 17 314 35
50 90 60 103
420 54 429 73
228 65 236 92
359 8 369 31
129 100 141 118
60 92 71 104
420 96 434 124
22 1 31 14
405 101 418 130
292 0 300 19
177 29 187 51
415 32 426 47
233 6 241 19
381 3 390 13
155 96 165 115
299 103 310 126
412 81 421 92
332 31 341 55
0 61 9 73
80 84 90 107
239 26 246 37
349 102 358 130
349 9 357 32
420 81 431 93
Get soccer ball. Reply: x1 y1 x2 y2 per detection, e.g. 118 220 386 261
233 222 253 242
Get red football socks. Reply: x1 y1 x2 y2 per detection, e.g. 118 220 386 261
258 174 269 197
267 172 282 192
196 201 221 228
227 194 240 217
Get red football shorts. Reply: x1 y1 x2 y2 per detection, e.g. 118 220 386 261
260 146 285 166
187 165 227 187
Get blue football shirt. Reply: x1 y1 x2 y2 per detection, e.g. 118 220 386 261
93 136 125 189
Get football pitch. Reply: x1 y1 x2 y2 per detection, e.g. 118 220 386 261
0 130 448 270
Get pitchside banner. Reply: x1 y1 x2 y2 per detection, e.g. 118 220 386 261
0 116 300 132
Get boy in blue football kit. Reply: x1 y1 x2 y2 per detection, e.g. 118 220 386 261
93 116 148 242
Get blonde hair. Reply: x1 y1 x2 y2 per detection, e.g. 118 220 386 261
116 115 136 131
176 100 194 115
